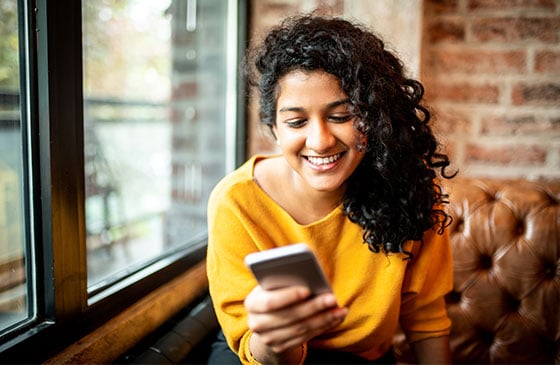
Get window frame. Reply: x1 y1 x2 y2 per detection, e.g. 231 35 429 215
0 0 248 361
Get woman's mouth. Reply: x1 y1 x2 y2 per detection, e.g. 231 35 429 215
305 153 343 166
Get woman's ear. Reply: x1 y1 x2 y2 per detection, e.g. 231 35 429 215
354 118 368 152
357 133 368 152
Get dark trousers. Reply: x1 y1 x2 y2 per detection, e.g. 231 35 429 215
207 330 242 364
208 330 396 365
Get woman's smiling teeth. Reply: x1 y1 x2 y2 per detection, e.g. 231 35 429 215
306 153 342 166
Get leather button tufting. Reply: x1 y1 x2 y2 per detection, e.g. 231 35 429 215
446 290 462 304
454 218 464 233
505 296 520 313
543 262 557 279
514 220 525 236
478 329 494 346
394 177 560 364
544 191 559 206
479 255 493 270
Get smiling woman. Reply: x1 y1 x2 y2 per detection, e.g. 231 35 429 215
207 14 454 365
272 70 366 199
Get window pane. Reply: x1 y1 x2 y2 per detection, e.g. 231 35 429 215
0 0 31 332
83 0 233 290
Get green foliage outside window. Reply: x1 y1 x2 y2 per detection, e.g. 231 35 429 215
0 1 18 89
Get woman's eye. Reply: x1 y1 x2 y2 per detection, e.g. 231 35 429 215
330 115 353 123
286 119 306 128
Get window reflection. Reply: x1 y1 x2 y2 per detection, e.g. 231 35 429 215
0 0 30 333
83 0 232 290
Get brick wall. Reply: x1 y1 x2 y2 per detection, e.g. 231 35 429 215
422 0 560 180
248 0 560 181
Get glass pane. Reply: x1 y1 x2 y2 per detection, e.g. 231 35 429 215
0 0 31 332
83 0 232 290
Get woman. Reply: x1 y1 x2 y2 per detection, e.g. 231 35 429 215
207 15 454 364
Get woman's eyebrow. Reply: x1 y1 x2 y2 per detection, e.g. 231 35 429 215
278 106 304 113
278 99 351 113
327 99 352 110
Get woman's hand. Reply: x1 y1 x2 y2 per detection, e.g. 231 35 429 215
245 285 347 363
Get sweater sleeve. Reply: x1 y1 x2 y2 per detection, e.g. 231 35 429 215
206 179 265 364
399 226 453 343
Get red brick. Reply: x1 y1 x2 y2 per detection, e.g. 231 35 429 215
480 114 560 135
428 49 526 74
471 17 560 43
425 0 460 14
258 2 299 17
172 31 196 45
440 143 457 164
511 83 560 105
312 0 344 16
465 143 547 165
535 50 560 74
172 135 196 150
468 0 557 11
426 19 466 43
426 81 500 103
169 105 198 124
169 107 183 123
432 107 474 135
172 81 198 99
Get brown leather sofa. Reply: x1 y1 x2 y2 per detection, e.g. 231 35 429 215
395 177 560 364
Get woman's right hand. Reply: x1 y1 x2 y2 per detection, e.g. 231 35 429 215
244 285 347 363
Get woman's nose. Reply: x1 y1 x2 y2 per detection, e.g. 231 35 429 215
306 119 336 152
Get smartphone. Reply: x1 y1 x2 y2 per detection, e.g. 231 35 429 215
244 243 332 295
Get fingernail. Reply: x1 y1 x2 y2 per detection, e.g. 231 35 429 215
323 294 337 307
332 307 348 321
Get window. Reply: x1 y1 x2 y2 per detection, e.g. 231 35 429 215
83 0 241 294
0 0 32 334
0 0 246 360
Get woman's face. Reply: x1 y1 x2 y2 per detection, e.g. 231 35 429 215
273 70 366 195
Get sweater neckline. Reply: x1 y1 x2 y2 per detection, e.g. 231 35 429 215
247 154 344 228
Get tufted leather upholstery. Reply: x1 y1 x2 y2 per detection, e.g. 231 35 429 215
394 178 560 364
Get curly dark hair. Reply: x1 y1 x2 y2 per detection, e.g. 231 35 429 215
245 15 455 257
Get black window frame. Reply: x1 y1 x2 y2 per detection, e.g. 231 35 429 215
0 0 248 362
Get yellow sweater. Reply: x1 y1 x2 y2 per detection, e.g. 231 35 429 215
207 155 452 364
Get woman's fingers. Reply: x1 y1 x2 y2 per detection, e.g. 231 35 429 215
245 285 348 354
245 285 311 313
246 289 338 332
253 306 348 353
245 287 347 353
